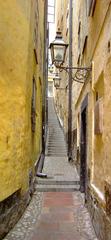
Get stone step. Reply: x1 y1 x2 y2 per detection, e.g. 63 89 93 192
47 152 67 154
48 147 66 149
47 148 66 151
35 184 80 192
36 179 80 185
47 145 66 147
49 129 63 133
48 142 66 144
47 151 67 153
48 140 65 142
48 141 66 143
47 155 67 157
47 149 66 153
47 150 67 152
48 144 66 147
48 136 65 139
48 124 61 126
48 134 64 136
47 151 67 154
48 143 66 145
48 134 63 136
47 154 67 156
47 146 66 148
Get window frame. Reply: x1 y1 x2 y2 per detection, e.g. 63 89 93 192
88 0 96 17
31 77 37 133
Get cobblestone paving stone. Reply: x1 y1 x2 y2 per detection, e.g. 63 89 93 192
4 192 43 240
72 192 98 240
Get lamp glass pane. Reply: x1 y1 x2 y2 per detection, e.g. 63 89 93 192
54 79 60 87
54 45 65 62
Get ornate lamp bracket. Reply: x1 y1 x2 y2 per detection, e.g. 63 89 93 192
56 65 92 84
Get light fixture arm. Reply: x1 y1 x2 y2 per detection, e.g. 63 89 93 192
56 65 92 84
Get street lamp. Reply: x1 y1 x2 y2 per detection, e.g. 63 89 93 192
50 30 92 162
49 31 91 83
53 73 61 88
50 31 68 67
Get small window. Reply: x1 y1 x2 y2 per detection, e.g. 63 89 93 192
78 21 81 54
34 1 39 63
77 53 81 65
88 0 96 17
82 35 88 54
66 6 69 36
31 78 37 133
94 98 103 135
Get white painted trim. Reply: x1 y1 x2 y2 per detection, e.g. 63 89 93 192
91 183 105 202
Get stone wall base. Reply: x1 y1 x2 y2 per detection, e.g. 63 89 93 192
87 187 111 240
0 190 30 239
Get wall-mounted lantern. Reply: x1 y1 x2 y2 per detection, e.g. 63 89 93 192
50 31 91 83
49 31 68 67
53 73 61 88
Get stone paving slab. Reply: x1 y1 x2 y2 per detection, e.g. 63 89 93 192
30 192 98 240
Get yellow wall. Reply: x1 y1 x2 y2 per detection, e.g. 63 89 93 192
55 0 111 203
74 0 111 201
0 0 45 201
88 1 111 198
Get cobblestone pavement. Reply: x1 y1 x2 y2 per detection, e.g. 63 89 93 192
4 190 98 240
4 192 43 240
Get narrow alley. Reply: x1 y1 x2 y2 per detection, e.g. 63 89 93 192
1 1 111 240
4 97 97 240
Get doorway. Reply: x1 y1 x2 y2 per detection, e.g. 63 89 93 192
80 95 88 194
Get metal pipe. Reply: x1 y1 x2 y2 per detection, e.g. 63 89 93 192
68 0 73 161
42 0 48 156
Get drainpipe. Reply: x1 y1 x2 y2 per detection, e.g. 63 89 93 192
68 0 73 161
37 0 48 176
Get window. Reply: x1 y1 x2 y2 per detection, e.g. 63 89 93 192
94 98 103 135
78 21 81 51
88 0 96 16
34 0 39 63
78 21 81 63
66 6 69 36
48 0 55 23
31 78 37 133
82 35 88 54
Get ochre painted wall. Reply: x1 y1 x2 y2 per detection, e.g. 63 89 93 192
0 0 45 201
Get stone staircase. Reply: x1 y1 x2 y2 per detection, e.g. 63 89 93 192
35 178 80 192
46 98 67 157
36 97 80 192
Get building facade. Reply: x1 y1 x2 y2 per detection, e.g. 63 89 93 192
55 0 111 239
0 0 48 238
